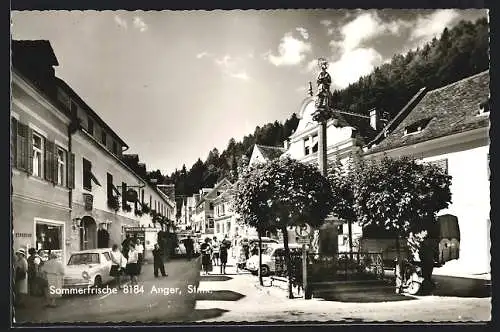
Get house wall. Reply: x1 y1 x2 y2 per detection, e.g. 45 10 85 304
365 128 490 274
70 130 173 257
11 74 72 264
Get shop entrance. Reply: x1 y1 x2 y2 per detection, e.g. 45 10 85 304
80 216 97 250
35 219 65 262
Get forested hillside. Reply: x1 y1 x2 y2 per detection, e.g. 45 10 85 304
146 17 488 216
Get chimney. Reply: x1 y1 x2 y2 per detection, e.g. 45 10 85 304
283 139 289 150
370 109 379 131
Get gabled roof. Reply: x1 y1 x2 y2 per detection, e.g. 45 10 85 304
12 40 59 66
255 144 285 161
365 71 490 155
196 178 233 207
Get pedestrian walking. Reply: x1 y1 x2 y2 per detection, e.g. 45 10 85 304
236 239 248 273
135 239 144 274
152 243 168 277
219 239 230 275
40 251 64 307
121 234 131 259
126 243 140 285
212 237 220 266
200 238 212 275
110 244 126 289
183 235 194 260
14 248 28 308
27 248 42 296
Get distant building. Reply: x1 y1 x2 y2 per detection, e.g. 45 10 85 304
249 144 285 166
192 179 233 236
364 70 490 276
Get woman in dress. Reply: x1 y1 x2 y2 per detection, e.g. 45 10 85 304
200 238 212 275
219 240 229 275
40 251 64 307
110 244 126 289
126 243 139 285
15 248 28 307
236 239 249 273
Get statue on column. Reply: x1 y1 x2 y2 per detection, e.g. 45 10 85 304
315 58 332 110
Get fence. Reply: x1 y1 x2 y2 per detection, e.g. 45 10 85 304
273 251 384 284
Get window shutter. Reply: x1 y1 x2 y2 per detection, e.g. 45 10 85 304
11 118 18 168
27 127 33 175
122 182 127 206
67 153 75 189
16 123 27 171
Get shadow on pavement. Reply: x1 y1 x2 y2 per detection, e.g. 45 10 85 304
187 308 230 321
195 290 245 301
316 289 416 303
430 276 491 298
200 275 233 282
341 317 365 322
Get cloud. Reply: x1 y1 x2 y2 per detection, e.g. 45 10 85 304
320 19 332 27
410 9 459 41
215 55 250 81
196 51 211 59
296 27 309 40
266 33 312 66
133 16 148 32
229 71 250 81
114 15 128 29
330 48 383 88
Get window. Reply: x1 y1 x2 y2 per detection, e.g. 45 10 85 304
56 147 66 186
311 135 318 153
216 223 220 234
103 252 111 261
107 173 113 199
304 138 310 155
141 189 144 204
83 158 92 190
101 131 107 146
112 141 118 155
87 117 94 135
404 117 433 135
32 132 44 177
209 203 214 210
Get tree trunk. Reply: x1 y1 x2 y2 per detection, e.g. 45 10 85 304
258 228 263 286
348 220 353 260
282 226 294 299
395 235 403 293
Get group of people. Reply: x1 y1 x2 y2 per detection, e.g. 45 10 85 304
199 236 231 275
109 235 168 287
14 247 65 308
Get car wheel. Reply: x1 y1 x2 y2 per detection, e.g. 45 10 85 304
260 265 270 277
94 275 103 289
251 270 258 276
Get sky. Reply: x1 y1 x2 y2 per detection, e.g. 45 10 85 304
11 9 488 175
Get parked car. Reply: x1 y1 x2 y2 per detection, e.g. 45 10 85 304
246 243 302 277
63 248 114 289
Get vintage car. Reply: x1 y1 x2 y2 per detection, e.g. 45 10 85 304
246 243 302 277
63 248 114 288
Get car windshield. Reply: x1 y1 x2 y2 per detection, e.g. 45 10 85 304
68 253 100 265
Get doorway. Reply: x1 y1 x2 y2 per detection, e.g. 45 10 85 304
80 216 97 250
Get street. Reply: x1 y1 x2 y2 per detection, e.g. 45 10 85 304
14 258 201 323
14 256 491 323
190 259 491 322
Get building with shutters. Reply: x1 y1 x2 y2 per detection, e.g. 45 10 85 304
11 41 72 264
11 40 175 262
364 70 490 276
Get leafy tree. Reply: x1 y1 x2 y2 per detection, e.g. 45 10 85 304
233 156 334 298
353 156 452 291
326 150 361 257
